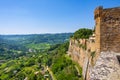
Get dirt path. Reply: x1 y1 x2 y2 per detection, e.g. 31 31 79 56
47 67 57 80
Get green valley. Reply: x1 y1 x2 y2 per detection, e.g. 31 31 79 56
0 33 83 80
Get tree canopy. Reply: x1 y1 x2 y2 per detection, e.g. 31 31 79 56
72 28 93 39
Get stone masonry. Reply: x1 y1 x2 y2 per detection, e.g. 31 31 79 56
95 6 120 52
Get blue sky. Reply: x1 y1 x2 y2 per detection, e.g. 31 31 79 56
0 0 120 34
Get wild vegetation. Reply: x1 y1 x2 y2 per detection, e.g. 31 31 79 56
72 28 93 39
0 33 84 80
49 42 83 80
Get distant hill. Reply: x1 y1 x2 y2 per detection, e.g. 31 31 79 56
0 33 73 44
0 33 73 60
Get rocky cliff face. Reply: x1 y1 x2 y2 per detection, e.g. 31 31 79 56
90 51 120 80
68 39 86 66
68 38 90 79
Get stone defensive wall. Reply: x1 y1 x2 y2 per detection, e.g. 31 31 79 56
68 6 120 80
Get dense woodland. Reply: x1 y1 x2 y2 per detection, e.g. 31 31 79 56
0 29 92 80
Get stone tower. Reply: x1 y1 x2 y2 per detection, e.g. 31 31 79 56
94 6 120 52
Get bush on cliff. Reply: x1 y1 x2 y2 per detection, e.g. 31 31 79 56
49 42 83 80
73 28 93 39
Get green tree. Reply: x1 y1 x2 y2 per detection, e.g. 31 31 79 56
73 28 93 39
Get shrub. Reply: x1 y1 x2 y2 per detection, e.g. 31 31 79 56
73 28 93 39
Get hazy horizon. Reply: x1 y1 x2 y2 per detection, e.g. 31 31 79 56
0 0 120 34
0 32 73 35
